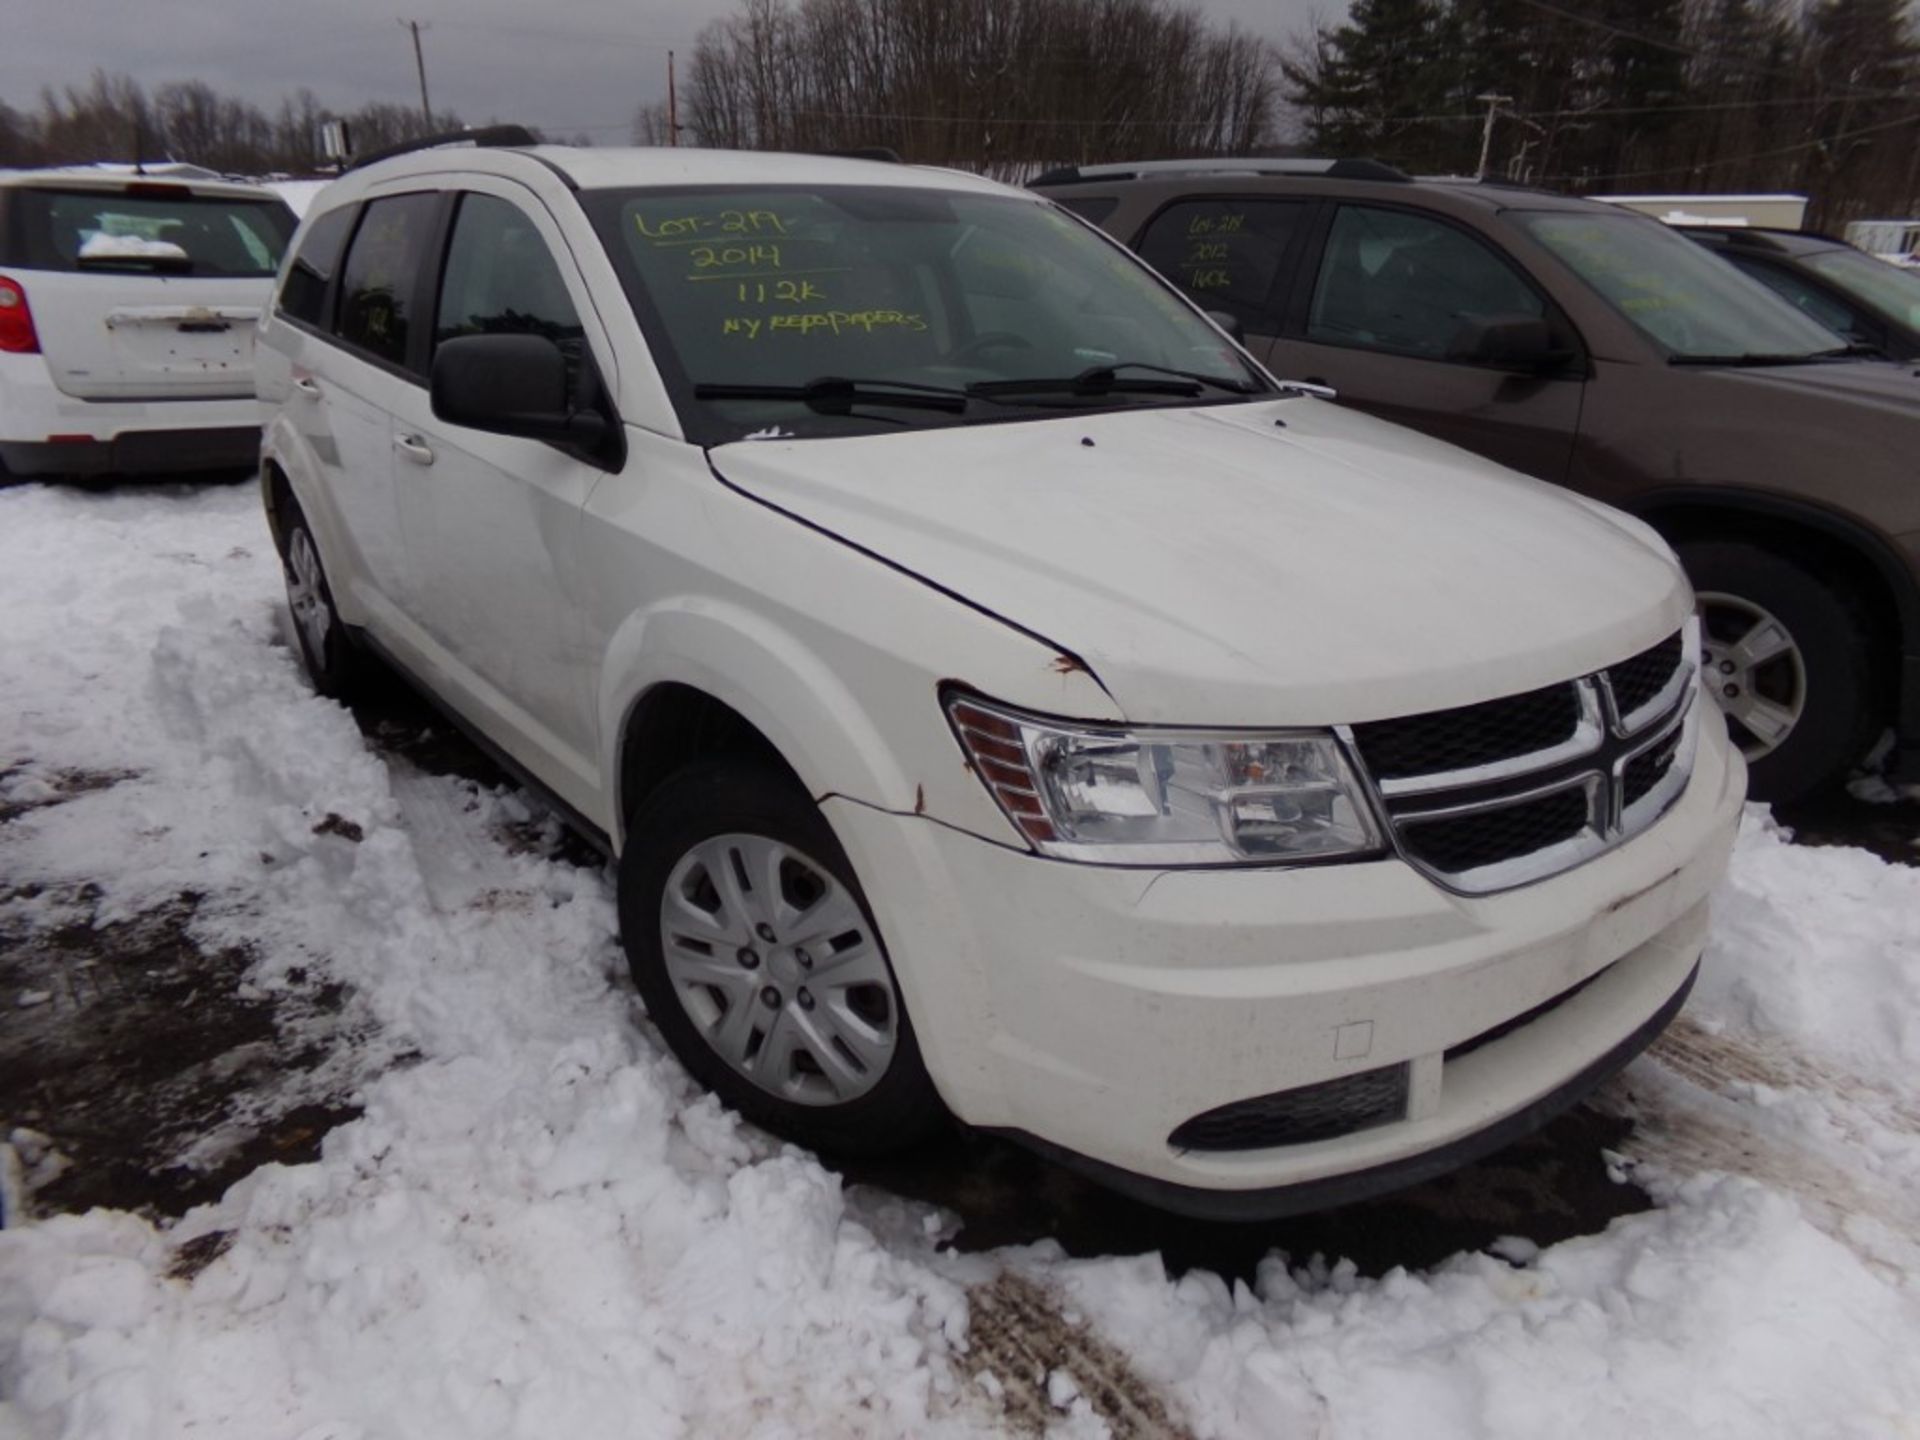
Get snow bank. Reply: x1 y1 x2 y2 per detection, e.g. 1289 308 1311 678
1037 1170 1920 1439
0 484 991 1438
1699 810 1920 1072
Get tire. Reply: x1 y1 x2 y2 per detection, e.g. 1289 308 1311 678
275 497 366 700
1676 539 1876 804
618 758 947 1157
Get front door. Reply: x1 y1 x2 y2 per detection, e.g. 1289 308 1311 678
1268 202 1585 483
386 183 615 816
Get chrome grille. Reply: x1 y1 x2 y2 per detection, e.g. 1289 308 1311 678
1349 621 1699 894
1351 682 1581 781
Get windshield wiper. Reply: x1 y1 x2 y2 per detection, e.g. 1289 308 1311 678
694 376 968 414
1667 346 1876 367
968 361 1260 401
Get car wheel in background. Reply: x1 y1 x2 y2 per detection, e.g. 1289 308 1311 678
1677 540 1875 804
618 758 947 1156
276 499 366 700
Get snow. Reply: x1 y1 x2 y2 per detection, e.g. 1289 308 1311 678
2 478 1919 1439
77 233 190 263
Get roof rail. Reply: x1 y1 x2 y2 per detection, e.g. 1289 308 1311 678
817 146 903 163
1029 157 1409 187
347 124 541 173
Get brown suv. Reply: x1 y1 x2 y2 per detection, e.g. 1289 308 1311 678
1033 159 1920 802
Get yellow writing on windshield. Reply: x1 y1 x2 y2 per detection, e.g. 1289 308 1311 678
737 279 827 303
691 242 783 271
635 209 791 241
721 309 929 339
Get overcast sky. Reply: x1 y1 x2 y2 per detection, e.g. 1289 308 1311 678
6 0 1339 143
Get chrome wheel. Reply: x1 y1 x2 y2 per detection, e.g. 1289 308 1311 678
658 832 897 1105
286 527 332 660
1698 590 1807 762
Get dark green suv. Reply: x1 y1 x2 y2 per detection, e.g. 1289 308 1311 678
1033 159 1920 803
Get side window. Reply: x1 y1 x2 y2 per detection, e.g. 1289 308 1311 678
334 192 440 370
1308 206 1543 360
277 205 355 328
1136 199 1304 331
1726 255 1868 344
434 193 585 381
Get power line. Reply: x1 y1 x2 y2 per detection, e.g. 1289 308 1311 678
1537 107 1920 186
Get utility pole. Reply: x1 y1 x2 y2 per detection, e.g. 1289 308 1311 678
401 19 433 131
667 49 679 147
1476 93 1511 181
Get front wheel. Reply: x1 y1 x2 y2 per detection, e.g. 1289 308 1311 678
1677 540 1876 804
617 759 947 1156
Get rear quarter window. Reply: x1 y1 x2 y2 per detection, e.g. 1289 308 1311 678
277 205 356 328
0 186 295 276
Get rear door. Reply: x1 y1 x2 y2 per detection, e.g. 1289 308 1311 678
306 189 445 626
382 182 615 812
1130 196 1313 363
0 181 294 399
1266 202 1585 483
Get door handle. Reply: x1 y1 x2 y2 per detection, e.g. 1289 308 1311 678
292 376 321 398
393 433 436 466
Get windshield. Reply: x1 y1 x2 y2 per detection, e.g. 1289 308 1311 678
1804 247 1920 330
2 186 295 277
585 185 1265 442
1514 210 1844 360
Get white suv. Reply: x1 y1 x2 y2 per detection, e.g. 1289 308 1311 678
256 137 1745 1218
0 168 295 480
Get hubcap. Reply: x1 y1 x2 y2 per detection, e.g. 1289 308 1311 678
658 832 897 1106
1697 590 1806 762
285 529 332 659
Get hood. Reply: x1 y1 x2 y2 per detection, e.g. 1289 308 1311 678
709 399 1693 726
1704 357 1920 414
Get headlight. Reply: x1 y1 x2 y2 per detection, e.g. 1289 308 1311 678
945 692 1383 865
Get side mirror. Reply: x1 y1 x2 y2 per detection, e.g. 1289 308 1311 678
1205 309 1246 344
1446 313 1564 372
430 333 608 445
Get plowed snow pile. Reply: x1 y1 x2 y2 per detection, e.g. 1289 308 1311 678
3 481 1918 1439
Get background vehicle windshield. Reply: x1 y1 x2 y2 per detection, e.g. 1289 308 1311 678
1803 246 1920 329
2 187 295 276
1515 211 1844 359
587 184 1262 441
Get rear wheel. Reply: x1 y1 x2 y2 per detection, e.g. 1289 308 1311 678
1677 540 1876 804
276 498 366 699
617 758 946 1156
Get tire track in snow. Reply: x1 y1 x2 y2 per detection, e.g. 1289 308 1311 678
966 1272 1196 1438
1605 1019 1920 1273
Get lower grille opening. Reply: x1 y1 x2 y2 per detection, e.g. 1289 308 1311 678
1399 786 1589 876
1168 1062 1410 1153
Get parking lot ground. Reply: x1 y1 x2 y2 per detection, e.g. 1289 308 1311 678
5 479 1919 1439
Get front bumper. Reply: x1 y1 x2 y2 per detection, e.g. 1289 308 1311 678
824 707 1745 1215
